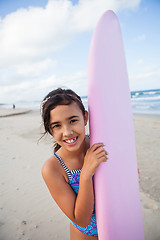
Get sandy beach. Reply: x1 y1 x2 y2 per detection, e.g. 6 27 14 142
0 108 160 240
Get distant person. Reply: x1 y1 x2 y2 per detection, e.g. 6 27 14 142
13 104 15 109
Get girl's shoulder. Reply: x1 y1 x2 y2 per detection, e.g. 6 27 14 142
42 155 58 171
41 155 68 183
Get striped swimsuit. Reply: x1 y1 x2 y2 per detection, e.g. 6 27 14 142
54 152 98 236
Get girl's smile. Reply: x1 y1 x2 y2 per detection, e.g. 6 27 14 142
63 136 78 145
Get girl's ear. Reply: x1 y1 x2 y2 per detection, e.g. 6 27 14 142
84 111 88 126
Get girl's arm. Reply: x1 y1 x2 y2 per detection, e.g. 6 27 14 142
42 143 108 228
74 143 108 226
73 171 94 227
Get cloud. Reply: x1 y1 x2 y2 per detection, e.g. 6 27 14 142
15 58 57 77
0 70 87 103
129 66 160 90
0 0 141 68
0 1 74 68
130 69 160 80
0 0 141 102
133 34 146 42
137 59 144 65
73 0 141 30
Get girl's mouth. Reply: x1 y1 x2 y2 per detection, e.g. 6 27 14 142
63 136 78 146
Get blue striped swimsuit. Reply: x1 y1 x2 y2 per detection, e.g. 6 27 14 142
54 152 98 236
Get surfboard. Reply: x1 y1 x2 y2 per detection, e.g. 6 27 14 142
88 10 144 240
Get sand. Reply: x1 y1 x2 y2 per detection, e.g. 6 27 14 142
0 108 160 240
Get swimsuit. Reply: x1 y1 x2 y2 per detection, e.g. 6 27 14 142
54 152 98 236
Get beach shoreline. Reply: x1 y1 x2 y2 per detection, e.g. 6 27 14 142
0 109 160 240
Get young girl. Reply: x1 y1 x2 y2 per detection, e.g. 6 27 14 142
41 88 108 240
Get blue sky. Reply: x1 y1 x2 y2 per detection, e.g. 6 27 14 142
0 0 159 103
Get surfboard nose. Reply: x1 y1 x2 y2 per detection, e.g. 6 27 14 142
98 10 118 27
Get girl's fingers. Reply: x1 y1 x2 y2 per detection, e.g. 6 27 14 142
98 155 108 163
90 143 109 154
101 155 108 162
105 150 109 155
90 143 104 152
94 146 104 154
95 146 109 155
97 151 108 160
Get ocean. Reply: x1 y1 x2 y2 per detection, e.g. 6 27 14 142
1 89 160 115
130 89 160 115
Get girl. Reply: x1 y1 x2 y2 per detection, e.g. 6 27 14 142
41 88 108 240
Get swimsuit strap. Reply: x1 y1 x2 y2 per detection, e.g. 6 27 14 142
54 152 81 182
54 152 72 181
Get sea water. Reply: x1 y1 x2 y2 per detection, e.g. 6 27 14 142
130 89 160 115
82 89 160 115
1 89 160 115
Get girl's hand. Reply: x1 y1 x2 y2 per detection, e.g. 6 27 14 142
81 143 108 179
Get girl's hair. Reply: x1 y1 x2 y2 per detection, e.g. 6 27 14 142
41 88 86 152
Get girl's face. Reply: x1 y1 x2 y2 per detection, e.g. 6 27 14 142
49 102 88 152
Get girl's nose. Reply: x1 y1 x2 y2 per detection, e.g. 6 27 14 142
63 125 73 136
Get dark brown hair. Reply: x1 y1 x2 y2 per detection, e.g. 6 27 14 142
41 88 86 152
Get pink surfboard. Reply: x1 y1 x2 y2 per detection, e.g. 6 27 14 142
88 10 144 240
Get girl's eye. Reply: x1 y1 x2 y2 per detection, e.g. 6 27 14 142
70 119 78 124
52 124 61 129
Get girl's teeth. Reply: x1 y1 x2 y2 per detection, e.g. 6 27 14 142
66 137 76 143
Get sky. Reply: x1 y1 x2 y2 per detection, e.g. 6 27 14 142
0 0 160 104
